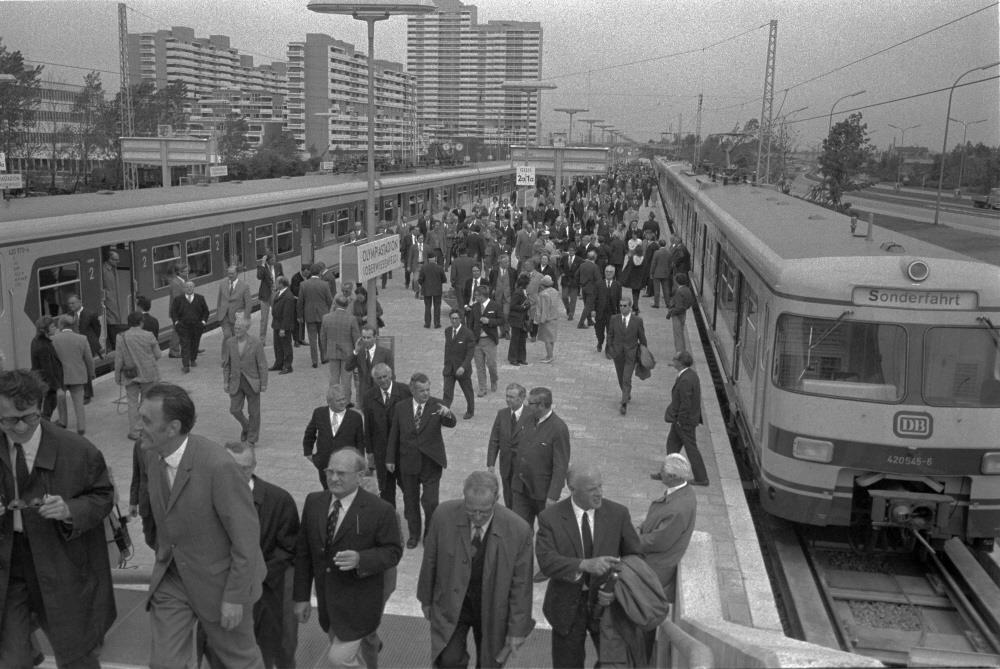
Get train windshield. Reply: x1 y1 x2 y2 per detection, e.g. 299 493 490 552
773 314 906 402
923 327 1000 407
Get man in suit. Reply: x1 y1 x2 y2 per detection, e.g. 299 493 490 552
489 254 515 339
442 310 476 420
52 314 95 435
462 265 487 323
139 383 266 668
0 370 116 668
167 263 189 357
664 350 709 486
593 264 622 353
667 272 696 354
66 294 100 403
400 226 415 289
386 372 457 548
102 249 126 352
302 384 366 490
321 295 361 402
217 265 253 346
362 363 410 507
510 387 571 529
487 383 528 509
559 247 581 322
575 250 600 329
606 294 648 416
450 250 477 319
419 255 447 329
319 263 339 302
293 448 401 669
417 471 534 669
345 325 392 413
299 264 334 369
256 253 283 344
667 234 692 298
138 295 160 339
170 280 210 373
222 317 269 445
536 463 643 668
470 286 501 398
270 276 296 374
642 454 697 602
407 233 427 299
289 264 310 347
648 239 672 308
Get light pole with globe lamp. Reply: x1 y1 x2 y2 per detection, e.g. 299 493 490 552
949 116 987 195
308 0 435 328
827 89 865 133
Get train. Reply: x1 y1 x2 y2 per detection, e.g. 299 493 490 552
0 163 516 369
654 158 1000 548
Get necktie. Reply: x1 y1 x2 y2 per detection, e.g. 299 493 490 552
581 511 594 589
325 499 342 559
510 409 518 429
472 525 483 556
368 349 374 365
12 444 27 533
414 404 423 430
331 413 340 435
607 280 611 288
383 390 389 405
230 281 235 293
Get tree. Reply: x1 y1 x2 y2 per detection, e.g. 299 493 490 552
217 112 250 165
0 39 43 171
69 71 111 187
819 112 873 207
131 80 189 136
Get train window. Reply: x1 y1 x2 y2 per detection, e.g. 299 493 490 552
383 199 394 222
255 223 275 260
276 220 294 255
185 237 212 279
773 314 906 402
458 184 468 204
741 287 758 378
152 242 182 289
923 328 1000 408
38 262 80 317
336 208 350 238
321 211 337 243
408 194 419 217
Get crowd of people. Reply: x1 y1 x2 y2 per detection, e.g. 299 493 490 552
1 162 712 668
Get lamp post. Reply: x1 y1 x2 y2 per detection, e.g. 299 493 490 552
553 107 587 145
776 105 808 180
502 80 556 147
580 118 603 145
827 89 865 133
948 116 987 194
308 0 434 327
934 61 999 225
887 123 919 186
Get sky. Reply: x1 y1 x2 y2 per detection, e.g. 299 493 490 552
2 0 998 152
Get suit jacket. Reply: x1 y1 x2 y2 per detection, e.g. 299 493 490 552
303 406 366 471
443 325 475 378
638 485 697 600
299 278 333 324
346 345 393 404
320 309 361 362
141 312 161 339
51 329 95 386
256 262 283 303
387 397 457 472
649 247 672 279
665 368 702 426
487 406 529 479
507 290 530 330
271 289 297 331
144 435 266 623
222 335 269 395
594 280 623 320
0 425 115 662
450 255 476 292
408 243 428 274
418 261 447 297
489 266 516 302
559 254 582 290
577 260 601 295
217 278 253 324
418 501 534 666
470 299 501 345
669 244 691 276
170 293 209 325
293 488 402 641
251 476 299 630
462 277 488 309
606 314 647 363
511 412 571 502
363 382 412 463
73 307 102 355
536 498 642 635
667 285 696 318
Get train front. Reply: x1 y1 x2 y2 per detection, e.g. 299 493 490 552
762 255 1000 548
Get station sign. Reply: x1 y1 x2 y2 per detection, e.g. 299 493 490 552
340 233 402 284
0 173 24 189
320 161 335 171
516 166 536 186
209 165 228 178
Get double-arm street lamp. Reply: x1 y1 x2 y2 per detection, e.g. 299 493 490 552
949 116 988 194
580 118 603 145
502 80 557 147
887 123 919 186
553 107 587 145
827 89 865 133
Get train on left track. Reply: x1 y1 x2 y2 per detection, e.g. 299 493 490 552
0 164 515 369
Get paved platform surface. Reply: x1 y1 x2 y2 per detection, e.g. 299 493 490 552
37 197 771 666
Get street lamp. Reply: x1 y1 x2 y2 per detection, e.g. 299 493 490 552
887 123 920 186
949 116 987 194
827 89 865 132
580 118 603 145
502 80 557 147
553 107 587 145
308 0 435 327
934 61 1000 225
776 105 808 180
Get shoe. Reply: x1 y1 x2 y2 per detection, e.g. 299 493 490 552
541 358 553 364
508 361 519 366
424 324 431 328
577 324 588 329
567 314 573 321
491 382 498 392
650 471 663 481
406 537 419 549
190 360 197 367
168 353 182 358
529 337 537 343
596 344 602 352
56 422 67 429
605 350 613 360
620 403 627 415
127 432 141 440
533 570 548 583
477 391 487 398
83 398 91 405
652 303 660 308
268 365 282 371
294 342 302 348
240 430 248 442
321 359 328 365
691 479 710 487
312 362 318 368
280 369 292 375
434 324 442 329
182 367 190 373
463 412 474 420
198 348 205 353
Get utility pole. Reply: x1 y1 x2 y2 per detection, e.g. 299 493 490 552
118 2 137 190
693 95 703 167
756 19 777 184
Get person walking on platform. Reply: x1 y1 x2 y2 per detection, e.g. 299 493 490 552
217 265 253 347
643 453 698 602
270 276 296 374
170 281 209 373
593 265 622 354
115 311 162 441
420 254 447 329
576 250 600 329
346 325 392 413
535 276 562 364
302 384 366 491
606 295 647 416
506 275 531 366
363 363 410 507
256 253 283 345
489 254 515 339
442 310 476 419
663 351 708 486
299 264 333 369
667 273 695 354
470 286 501 397
487 383 528 509
66 294 100 404
648 240 671 308
167 263 189 358
290 264 310 347
51 314 94 435
510 387 570 529
667 235 691 299
222 317 268 446
321 295 361 403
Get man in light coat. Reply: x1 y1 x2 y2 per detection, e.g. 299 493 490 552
51 314 95 435
321 295 361 403
217 265 253 346
222 317 269 445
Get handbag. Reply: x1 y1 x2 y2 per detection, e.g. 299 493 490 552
638 344 656 370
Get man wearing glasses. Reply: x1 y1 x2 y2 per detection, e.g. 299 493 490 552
0 369 116 667
606 295 648 416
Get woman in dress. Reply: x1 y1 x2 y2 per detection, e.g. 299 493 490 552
621 244 648 313
535 275 562 363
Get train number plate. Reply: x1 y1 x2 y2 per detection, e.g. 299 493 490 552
893 411 933 439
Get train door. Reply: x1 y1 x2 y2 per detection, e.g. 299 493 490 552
301 209 316 267
752 302 770 441
222 223 247 272
101 243 135 350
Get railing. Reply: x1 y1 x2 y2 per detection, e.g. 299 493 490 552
657 616 714 669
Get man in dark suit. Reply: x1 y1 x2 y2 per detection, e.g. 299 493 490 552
139 383 266 667
641 453 697 602
462 265 487 323
606 294 648 416
450 250 477 319
470 286 501 398
270 276 296 374
576 250 600 328
302 385 366 490
386 372 457 548
510 387 571 528
362 363 410 507
67 293 100 402
169 280 210 373
667 234 691 297
217 265 254 346
298 265 334 368
400 225 416 289
487 383 528 508
167 263 189 357
137 295 160 339
289 265 310 347
345 325 392 413
593 264 622 353
293 448 402 669
489 254 516 339
664 350 708 486
419 255 447 329
536 463 643 668
442 309 476 419
559 247 582 322
256 253 283 344
0 370 116 668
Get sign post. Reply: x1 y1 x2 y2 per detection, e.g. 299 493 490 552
516 166 535 213
339 233 403 285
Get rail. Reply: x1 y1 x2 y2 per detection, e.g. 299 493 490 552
657 617 714 669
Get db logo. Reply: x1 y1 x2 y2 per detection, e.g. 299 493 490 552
893 411 932 439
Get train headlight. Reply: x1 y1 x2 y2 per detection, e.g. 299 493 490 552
792 437 834 463
981 452 1000 474
904 259 930 282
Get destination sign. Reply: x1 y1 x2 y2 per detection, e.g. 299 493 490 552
853 287 978 310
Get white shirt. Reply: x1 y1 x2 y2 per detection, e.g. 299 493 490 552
412 400 425 418
163 437 189 488
329 488 358 536
365 345 376 364
329 409 346 435
536 408 553 425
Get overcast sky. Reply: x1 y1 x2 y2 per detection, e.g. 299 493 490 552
3 0 998 151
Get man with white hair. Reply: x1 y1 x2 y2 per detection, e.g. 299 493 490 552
641 454 698 602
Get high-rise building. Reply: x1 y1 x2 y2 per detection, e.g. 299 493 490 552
407 0 543 148
287 33 416 162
